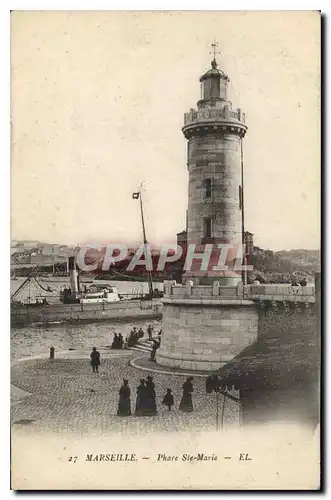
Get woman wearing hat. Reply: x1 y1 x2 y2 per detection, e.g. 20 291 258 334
117 379 131 416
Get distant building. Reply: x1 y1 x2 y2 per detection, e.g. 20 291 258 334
245 231 254 253
176 230 187 249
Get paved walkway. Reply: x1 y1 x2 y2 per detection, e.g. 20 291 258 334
130 354 212 377
11 350 240 436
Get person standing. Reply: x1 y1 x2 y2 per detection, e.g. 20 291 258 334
147 324 153 341
111 333 119 349
128 327 138 347
145 375 157 416
118 333 124 349
179 377 194 412
117 380 131 416
90 347 100 373
150 339 160 362
138 327 144 339
162 388 174 411
135 379 148 416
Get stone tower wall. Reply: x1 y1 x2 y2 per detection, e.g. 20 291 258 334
187 133 242 245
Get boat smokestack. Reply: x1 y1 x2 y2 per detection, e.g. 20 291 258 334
68 257 79 293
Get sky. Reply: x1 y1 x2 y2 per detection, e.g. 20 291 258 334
11 10 320 251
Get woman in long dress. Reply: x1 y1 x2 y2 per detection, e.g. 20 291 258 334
117 380 131 416
135 379 148 416
118 334 124 349
179 377 194 412
145 376 157 416
111 333 119 349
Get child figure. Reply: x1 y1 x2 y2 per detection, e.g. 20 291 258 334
162 388 174 411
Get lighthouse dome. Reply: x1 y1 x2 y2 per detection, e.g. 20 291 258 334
199 59 230 83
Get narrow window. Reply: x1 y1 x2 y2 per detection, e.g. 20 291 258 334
205 178 212 198
204 218 212 239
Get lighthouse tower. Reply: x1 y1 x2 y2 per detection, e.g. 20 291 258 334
182 48 247 285
156 47 258 372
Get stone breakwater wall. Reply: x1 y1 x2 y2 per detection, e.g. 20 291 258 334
156 281 317 373
11 300 163 327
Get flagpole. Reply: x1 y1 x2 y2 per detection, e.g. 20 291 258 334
138 185 154 298
139 186 148 245
240 139 247 285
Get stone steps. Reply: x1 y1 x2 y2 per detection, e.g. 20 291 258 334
130 345 151 354
129 337 157 354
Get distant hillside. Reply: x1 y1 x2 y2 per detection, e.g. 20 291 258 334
11 239 51 248
248 247 320 283
275 249 320 269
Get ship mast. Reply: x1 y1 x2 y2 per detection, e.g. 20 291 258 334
138 184 154 298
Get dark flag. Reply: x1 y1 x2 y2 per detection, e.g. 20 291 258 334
132 192 140 199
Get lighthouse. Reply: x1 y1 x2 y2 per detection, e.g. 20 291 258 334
156 46 258 372
182 45 247 284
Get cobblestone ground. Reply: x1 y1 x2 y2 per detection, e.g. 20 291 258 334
11 352 240 437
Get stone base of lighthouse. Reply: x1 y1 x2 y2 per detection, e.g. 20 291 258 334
156 282 258 372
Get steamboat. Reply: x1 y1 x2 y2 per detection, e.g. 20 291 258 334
11 185 163 326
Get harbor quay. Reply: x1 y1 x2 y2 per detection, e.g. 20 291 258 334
11 298 163 327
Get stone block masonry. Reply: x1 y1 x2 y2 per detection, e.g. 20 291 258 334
156 298 258 372
156 282 316 373
187 135 242 245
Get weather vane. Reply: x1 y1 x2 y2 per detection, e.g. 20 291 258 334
209 39 220 60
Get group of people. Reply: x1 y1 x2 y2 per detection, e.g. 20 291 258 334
117 376 194 417
89 346 196 416
117 376 157 416
112 324 162 352
107 324 162 351
111 333 124 350
127 327 145 348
